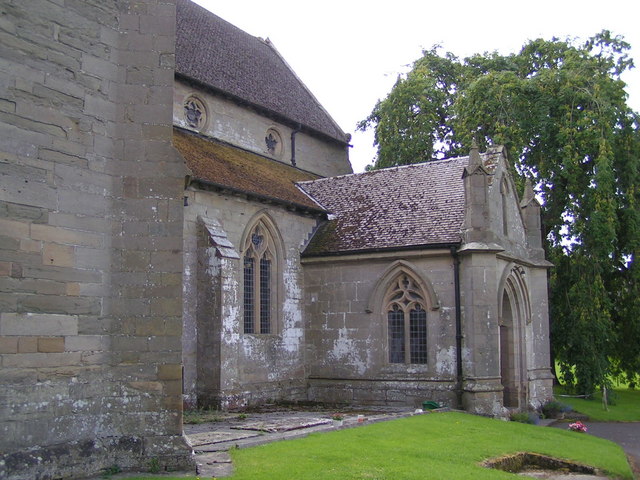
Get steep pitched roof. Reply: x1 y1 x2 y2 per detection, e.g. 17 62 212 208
174 128 323 212
175 0 348 144
298 157 469 256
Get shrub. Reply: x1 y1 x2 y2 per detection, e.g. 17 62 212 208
541 399 572 419
510 412 539 425
603 389 618 406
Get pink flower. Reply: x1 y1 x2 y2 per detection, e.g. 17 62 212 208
568 421 588 433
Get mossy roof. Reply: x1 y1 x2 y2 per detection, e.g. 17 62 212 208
298 157 469 256
174 128 323 211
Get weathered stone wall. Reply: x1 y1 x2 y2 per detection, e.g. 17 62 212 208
489 161 529 259
182 188 318 409
173 80 352 178
0 1 193 478
303 252 459 408
524 266 554 406
302 150 552 415
458 249 503 415
458 152 552 414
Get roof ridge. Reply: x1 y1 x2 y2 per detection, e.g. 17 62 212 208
299 153 466 255
298 155 469 185
295 184 331 211
263 38 348 141
176 0 350 144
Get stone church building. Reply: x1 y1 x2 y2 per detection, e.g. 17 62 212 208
0 0 553 478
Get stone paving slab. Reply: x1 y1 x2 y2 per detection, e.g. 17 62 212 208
230 416 332 433
188 430 261 447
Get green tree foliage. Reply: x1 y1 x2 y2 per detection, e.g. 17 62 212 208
359 31 640 394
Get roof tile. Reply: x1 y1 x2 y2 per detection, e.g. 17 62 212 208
298 157 469 255
175 0 348 144
175 128 323 211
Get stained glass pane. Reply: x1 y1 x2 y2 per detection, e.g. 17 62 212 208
251 233 263 248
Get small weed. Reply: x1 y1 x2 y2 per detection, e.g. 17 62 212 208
148 457 161 474
236 413 248 420
101 464 121 478
509 411 539 424
183 407 223 424
540 399 572 419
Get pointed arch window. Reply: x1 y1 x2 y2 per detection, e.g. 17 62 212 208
242 222 276 334
384 274 428 364
501 176 509 236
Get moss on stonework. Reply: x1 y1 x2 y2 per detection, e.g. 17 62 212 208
302 220 340 256
174 127 320 210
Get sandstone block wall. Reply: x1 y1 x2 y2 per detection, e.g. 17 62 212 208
0 1 193 478
302 252 459 408
173 80 352 177
182 188 318 408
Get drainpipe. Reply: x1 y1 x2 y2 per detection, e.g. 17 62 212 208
290 125 301 166
451 246 464 410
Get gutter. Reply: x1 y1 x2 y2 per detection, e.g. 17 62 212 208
451 245 464 410
291 125 301 166
301 242 461 259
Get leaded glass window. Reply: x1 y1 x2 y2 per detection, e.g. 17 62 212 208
384 274 428 364
259 257 271 334
409 304 427 364
388 304 405 363
243 257 255 334
242 221 277 334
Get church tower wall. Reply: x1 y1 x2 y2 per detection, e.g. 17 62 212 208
0 2 193 478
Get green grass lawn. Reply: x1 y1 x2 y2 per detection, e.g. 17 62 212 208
120 412 632 480
227 412 631 480
554 387 640 422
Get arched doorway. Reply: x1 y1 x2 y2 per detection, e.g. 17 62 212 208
498 265 531 409
500 293 518 407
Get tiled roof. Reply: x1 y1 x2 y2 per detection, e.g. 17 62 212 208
298 157 469 255
174 128 323 212
175 0 348 144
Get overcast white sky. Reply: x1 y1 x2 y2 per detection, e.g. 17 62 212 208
194 0 640 172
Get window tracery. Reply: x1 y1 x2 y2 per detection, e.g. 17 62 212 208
183 95 207 130
264 128 283 158
384 274 428 364
242 221 277 334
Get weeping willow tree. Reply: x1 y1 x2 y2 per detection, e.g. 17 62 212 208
359 31 640 394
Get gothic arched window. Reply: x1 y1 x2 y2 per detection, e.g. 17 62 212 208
242 221 277 334
384 274 428 364
501 175 509 237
